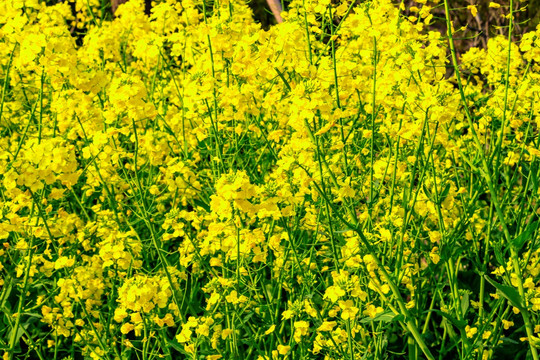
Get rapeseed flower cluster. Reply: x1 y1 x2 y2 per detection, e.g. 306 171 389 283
2 0 540 359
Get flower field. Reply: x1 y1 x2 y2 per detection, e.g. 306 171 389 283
2 0 540 359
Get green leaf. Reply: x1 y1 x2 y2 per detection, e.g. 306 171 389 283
429 309 466 329
439 182 451 203
510 221 538 252
121 348 132 360
484 275 524 312
422 184 433 202
500 336 520 345
274 67 291 92
529 166 538 193
0 281 13 309
21 313 41 319
493 242 505 266
7 322 29 351
192 198 210 212
460 292 469 317
360 311 404 324
167 338 184 353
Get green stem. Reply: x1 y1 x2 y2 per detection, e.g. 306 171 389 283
7 238 35 360
442 2 539 359
0 44 16 129
298 163 435 360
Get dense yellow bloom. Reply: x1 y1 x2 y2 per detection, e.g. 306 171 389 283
2 0 540 358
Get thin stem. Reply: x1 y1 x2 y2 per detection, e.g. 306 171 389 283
442 2 539 359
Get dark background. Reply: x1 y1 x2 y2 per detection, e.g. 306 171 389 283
52 0 540 54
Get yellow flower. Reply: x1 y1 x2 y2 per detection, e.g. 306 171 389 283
489 2 501 8
465 325 477 338
502 320 514 330
467 5 478 17
54 256 75 270
176 328 192 343
363 304 384 318
120 322 134 335
277 345 290 355
184 343 195 354
264 325 276 335
281 310 295 320
430 247 440 264
293 321 310 342
49 188 65 200
154 313 175 327
196 323 210 337
317 321 337 332
221 329 233 339
114 307 128 323
524 277 535 289
314 121 336 136
226 290 247 305
339 300 359 320
323 285 346 303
